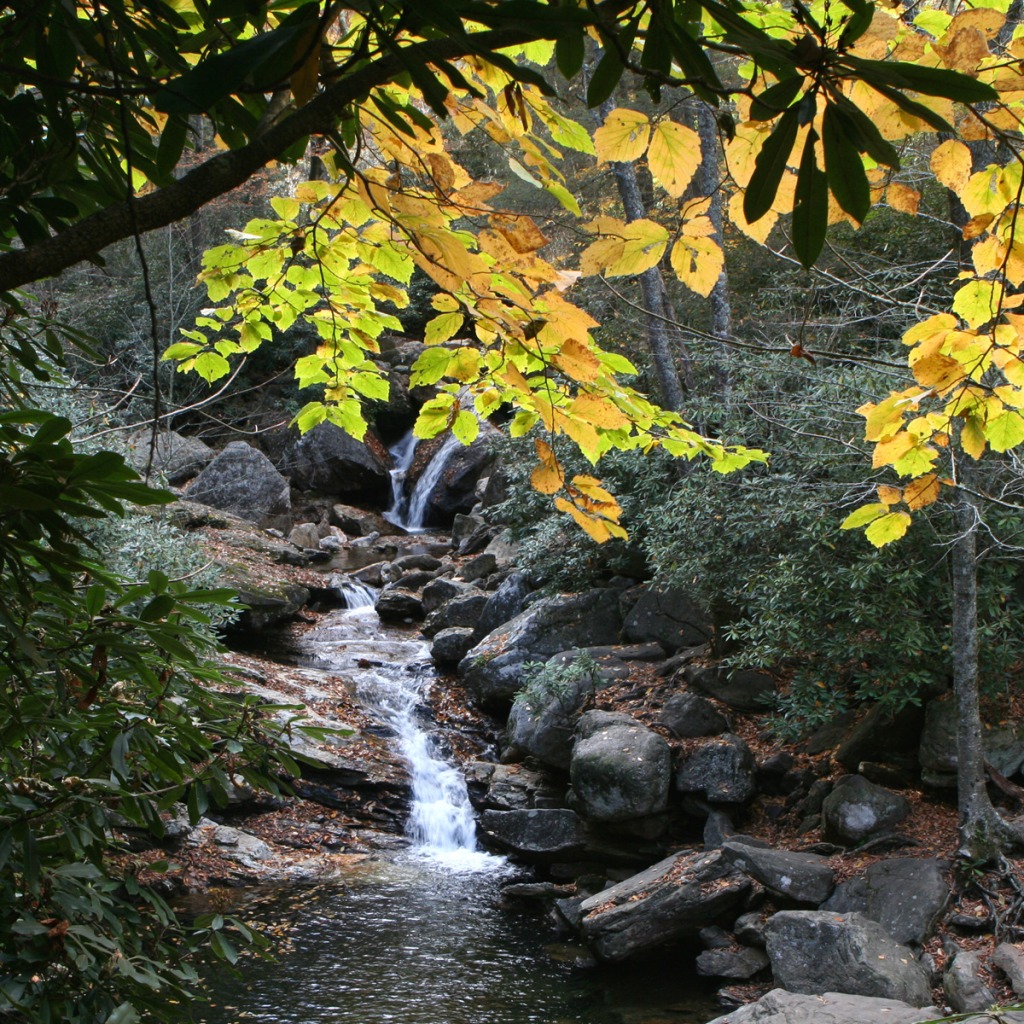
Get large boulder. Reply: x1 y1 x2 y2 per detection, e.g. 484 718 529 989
676 734 757 803
945 950 996 1013
128 429 214 484
763 911 932 1006
477 808 587 861
229 578 310 631
578 848 750 962
472 571 532 640
822 858 949 947
570 711 672 823
282 422 391 504
706 989 938 1024
920 695 1024 787
685 665 778 712
660 691 728 738
186 441 291 526
621 586 712 651
722 841 835 905
821 775 911 846
834 702 928 772
459 589 624 706
414 431 496 524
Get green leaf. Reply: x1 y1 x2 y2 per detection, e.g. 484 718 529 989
587 47 626 108
845 57 998 104
822 105 870 222
840 502 889 529
193 351 231 382
865 510 912 547
410 347 452 386
868 81 953 133
452 409 479 445
750 76 804 122
414 395 455 438
792 131 829 268
744 107 799 223
828 97 901 169
162 341 203 361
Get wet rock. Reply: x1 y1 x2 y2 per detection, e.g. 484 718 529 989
821 775 911 846
441 592 489 629
685 666 778 713
464 761 562 811
944 950 996 1013
186 441 291 527
478 808 588 860
722 841 834 905
569 711 671 823
660 691 728 738
430 627 477 667
422 577 475 613
578 848 750 962
822 858 949 947
230 579 310 630
696 946 770 979
390 553 444 575
706 989 938 1024
374 587 425 622
763 911 932 1005
676 734 757 804
459 589 624 707
621 586 712 651
211 825 273 868
282 422 391 505
415 432 495 523
129 429 214 484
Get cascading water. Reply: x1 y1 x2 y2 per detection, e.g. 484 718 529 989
332 574 378 610
383 429 464 532
305 579 497 870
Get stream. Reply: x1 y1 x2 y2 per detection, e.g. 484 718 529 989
197 445 719 1024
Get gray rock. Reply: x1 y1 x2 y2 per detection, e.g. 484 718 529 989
994 942 1024 997
821 775 911 846
390 553 444 575
569 712 672 823
288 522 321 549
282 422 391 504
578 849 750 962
422 577 475 613
944 950 996 1013
921 695 1024 787
464 761 562 811
231 579 310 630
660 691 728 738
764 911 932 1006
483 529 520 569
442 592 489 629
676 734 757 803
835 703 927 772
211 826 273 868
734 911 769 948
431 627 477 666
459 589 624 706
473 572 531 640
374 587 425 622
458 552 498 582
722 841 834 905
822 858 950 946
696 946 770 979
706 989 938 1024
478 808 587 860
621 586 712 650
329 503 391 537
187 441 291 526
129 429 214 484
685 665 778 712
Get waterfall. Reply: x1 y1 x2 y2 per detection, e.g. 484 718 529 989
333 575 378 610
303 603 499 871
384 430 463 533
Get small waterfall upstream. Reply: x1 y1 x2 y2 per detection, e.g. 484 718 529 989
319 575 498 870
383 429 463 532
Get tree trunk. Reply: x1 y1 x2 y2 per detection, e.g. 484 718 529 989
951 456 1021 859
599 100 687 412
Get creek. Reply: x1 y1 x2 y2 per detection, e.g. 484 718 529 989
201 505 719 1022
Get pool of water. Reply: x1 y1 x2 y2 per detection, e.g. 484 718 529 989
195 855 720 1024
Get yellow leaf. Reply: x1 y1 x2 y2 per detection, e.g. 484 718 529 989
580 218 669 277
728 191 778 244
424 311 464 345
937 25 990 73
930 140 973 194
886 183 920 216
488 212 549 253
872 430 915 469
425 152 456 193
948 7 1005 40
865 511 912 548
972 236 1006 278
725 122 771 188
962 414 987 458
912 353 966 393
552 337 602 382
594 108 651 164
647 121 701 198
953 279 1002 329
1005 242 1024 287
962 214 994 240
670 236 725 298
432 293 460 312
962 165 1014 219
904 474 940 510
531 438 564 494
877 484 903 505
553 496 628 544
569 393 631 430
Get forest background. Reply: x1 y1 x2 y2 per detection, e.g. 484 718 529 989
4 0 1024 1020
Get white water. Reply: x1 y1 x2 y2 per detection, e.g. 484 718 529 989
332 574 378 610
302 602 499 871
383 430 463 533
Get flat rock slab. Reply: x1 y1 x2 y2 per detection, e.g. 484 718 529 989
706 989 939 1024
578 848 750 962
822 857 949 946
478 808 588 860
722 841 835 905
764 911 932 1006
